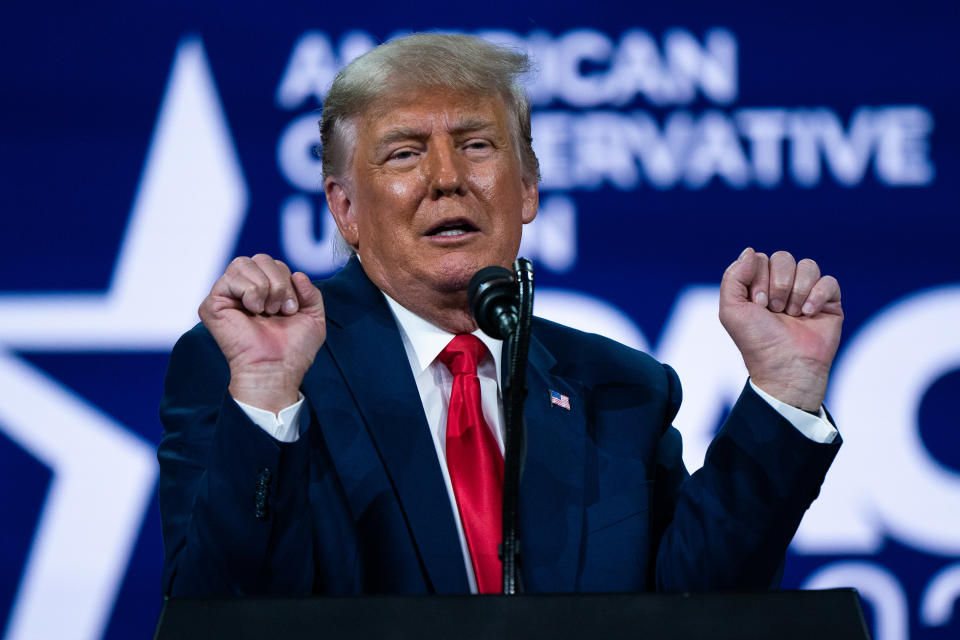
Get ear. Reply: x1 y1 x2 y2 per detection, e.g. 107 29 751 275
325 176 359 249
520 178 539 225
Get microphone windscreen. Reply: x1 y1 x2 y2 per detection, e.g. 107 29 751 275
468 266 513 303
468 266 517 339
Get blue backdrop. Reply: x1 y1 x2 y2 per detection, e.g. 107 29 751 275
2 2 958 639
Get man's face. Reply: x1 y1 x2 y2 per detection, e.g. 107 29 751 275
325 87 538 310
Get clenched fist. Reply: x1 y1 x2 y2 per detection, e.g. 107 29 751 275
719 248 843 412
198 254 326 413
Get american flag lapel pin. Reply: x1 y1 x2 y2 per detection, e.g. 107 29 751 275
550 389 571 410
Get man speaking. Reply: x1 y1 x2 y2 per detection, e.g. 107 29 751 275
158 33 843 597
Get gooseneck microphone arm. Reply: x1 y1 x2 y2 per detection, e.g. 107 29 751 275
467 258 534 595
500 257 533 595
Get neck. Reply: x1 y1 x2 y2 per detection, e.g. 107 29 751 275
386 287 479 334
363 268 478 333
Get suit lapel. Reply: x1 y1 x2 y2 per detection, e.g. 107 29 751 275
306 258 468 593
517 336 586 592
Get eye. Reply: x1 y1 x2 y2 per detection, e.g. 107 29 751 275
462 139 494 157
386 148 420 165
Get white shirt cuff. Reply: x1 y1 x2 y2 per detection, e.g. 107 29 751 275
749 380 838 444
234 393 306 443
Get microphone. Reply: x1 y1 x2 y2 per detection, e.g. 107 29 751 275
469 259 534 595
468 266 518 340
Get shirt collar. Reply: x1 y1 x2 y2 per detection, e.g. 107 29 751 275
381 291 503 382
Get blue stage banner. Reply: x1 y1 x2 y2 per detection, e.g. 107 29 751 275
1 2 957 638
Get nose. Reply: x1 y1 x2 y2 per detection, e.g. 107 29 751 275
426 138 465 199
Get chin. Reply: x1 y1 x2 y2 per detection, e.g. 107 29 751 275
428 255 489 294
431 270 474 294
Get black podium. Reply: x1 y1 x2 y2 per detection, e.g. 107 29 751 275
154 589 870 639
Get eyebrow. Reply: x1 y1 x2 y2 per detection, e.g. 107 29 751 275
374 118 498 153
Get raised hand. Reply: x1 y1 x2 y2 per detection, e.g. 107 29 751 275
719 248 843 412
198 254 326 413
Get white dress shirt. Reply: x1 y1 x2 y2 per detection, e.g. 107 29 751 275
235 292 838 592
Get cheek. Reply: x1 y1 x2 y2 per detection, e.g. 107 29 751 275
472 164 514 203
358 176 421 225
355 178 426 249
486 165 528 216
386 179 414 200
369 174 427 216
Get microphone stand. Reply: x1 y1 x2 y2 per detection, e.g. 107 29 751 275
501 257 533 595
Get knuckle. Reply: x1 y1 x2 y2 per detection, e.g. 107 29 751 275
228 256 250 272
798 258 820 277
222 270 243 287
250 278 269 296
770 250 792 261
826 276 841 297
251 253 278 272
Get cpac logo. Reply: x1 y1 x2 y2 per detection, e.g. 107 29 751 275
0 39 247 640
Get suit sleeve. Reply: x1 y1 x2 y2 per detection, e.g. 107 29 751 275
157 324 315 597
651 365 841 591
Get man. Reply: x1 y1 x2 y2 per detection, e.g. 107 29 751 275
158 34 843 597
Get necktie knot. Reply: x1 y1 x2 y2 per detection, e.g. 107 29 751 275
438 334 488 377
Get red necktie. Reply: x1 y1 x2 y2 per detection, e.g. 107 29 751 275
438 334 504 594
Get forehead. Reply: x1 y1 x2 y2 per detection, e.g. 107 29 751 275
354 87 511 144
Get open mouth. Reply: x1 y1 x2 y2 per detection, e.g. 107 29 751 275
425 219 479 237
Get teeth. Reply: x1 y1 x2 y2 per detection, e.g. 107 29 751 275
436 229 467 236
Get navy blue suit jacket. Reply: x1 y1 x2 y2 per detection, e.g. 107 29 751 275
158 258 840 597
